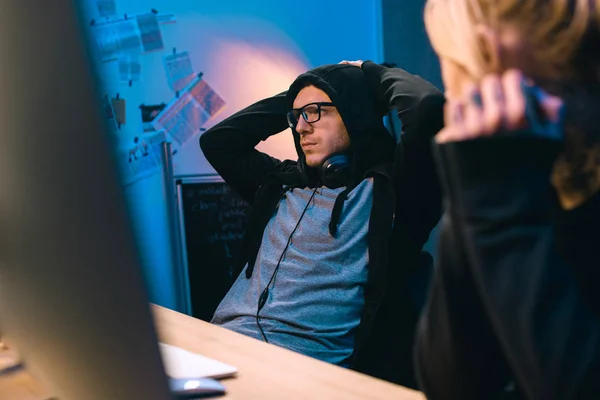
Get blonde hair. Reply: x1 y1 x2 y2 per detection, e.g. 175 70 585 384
424 0 600 82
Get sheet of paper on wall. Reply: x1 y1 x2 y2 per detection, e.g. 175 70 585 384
93 13 163 62
163 51 195 93
189 77 226 119
136 12 164 53
94 18 142 62
150 92 203 147
118 53 142 83
151 76 225 147
118 131 167 185
111 97 126 125
96 0 117 18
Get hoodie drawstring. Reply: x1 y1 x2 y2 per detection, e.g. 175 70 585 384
329 187 352 236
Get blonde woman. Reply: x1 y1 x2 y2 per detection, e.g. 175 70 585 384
416 0 600 398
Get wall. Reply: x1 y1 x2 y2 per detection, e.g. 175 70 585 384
81 0 384 310
381 0 442 90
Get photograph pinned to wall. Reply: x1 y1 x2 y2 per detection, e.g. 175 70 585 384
111 96 126 126
163 50 195 93
93 12 164 62
118 52 142 84
118 131 168 185
140 103 167 133
96 0 117 18
151 75 225 147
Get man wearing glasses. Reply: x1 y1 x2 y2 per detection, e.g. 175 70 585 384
200 61 444 388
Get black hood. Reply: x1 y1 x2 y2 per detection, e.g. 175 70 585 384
286 63 395 186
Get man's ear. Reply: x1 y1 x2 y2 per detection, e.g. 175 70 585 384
475 24 502 73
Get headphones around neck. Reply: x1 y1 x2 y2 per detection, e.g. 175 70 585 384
319 153 351 188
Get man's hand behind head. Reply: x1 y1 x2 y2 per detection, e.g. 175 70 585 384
339 60 364 68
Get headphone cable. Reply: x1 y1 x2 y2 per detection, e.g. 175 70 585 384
255 185 319 343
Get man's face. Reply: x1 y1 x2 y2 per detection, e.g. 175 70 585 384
291 86 350 168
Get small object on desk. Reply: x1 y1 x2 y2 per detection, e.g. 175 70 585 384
169 377 225 398
159 342 237 379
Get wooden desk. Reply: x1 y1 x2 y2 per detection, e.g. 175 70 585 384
1 305 425 400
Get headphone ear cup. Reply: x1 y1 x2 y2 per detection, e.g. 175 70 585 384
320 153 351 188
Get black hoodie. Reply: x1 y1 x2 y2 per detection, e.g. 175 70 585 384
286 64 396 184
200 61 444 387
284 64 397 237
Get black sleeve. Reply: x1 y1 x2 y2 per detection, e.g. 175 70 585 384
415 212 514 400
199 91 295 204
434 135 600 399
361 61 445 256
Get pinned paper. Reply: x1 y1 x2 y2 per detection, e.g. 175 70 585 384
119 131 167 185
118 53 142 83
137 13 164 53
111 96 126 126
163 50 195 93
189 78 226 118
151 75 225 147
94 19 140 62
93 12 164 62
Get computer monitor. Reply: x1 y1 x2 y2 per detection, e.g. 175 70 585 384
0 2 175 399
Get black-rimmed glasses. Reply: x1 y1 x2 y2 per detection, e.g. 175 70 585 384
286 102 336 129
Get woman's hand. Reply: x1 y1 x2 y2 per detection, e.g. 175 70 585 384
436 69 564 143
